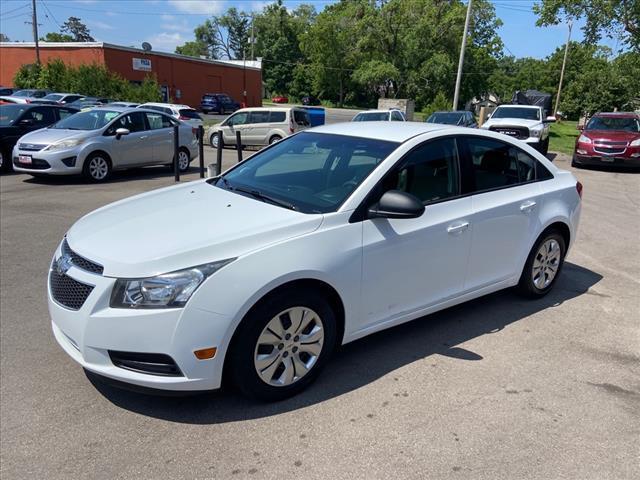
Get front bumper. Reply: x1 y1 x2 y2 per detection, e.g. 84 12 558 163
48 247 232 391
13 145 83 175
573 153 640 168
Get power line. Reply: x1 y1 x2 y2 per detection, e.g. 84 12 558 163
1 2 30 16
40 0 61 29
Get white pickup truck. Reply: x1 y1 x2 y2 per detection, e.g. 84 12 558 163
481 105 554 154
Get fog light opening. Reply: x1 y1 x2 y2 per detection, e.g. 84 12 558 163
194 347 217 360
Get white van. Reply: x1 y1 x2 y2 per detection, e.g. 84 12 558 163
207 107 311 148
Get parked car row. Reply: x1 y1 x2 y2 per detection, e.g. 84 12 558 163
1 103 199 180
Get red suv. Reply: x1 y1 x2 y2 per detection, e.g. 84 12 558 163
573 112 640 168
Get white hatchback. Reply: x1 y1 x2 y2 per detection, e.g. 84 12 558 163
49 122 581 400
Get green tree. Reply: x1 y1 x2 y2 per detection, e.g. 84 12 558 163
219 8 251 59
175 40 209 58
61 16 94 42
534 0 640 50
41 32 75 42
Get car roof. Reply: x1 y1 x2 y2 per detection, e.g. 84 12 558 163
356 110 392 114
310 121 450 142
497 104 540 109
234 107 298 113
594 112 639 118
141 102 191 109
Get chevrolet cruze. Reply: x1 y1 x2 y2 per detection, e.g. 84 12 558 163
49 122 582 401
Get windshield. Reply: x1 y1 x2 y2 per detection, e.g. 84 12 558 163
217 132 399 213
586 116 640 132
0 105 28 126
43 94 64 102
353 112 389 122
179 109 201 119
492 107 540 121
51 109 119 130
427 112 465 125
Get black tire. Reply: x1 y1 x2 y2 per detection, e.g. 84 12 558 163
571 155 581 168
210 133 224 149
82 152 112 182
517 230 566 298
228 287 337 401
0 146 12 173
269 135 282 145
176 147 191 172
542 137 549 155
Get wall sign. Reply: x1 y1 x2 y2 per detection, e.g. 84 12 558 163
132 58 152 72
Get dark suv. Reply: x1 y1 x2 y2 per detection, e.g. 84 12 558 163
0 104 79 172
200 94 240 114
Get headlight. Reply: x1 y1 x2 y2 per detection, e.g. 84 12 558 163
630 138 640 147
530 126 543 137
578 134 592 144
44 138 86 151
110 259 235 309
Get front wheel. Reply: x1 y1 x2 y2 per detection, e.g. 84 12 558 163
229 288 337 401
210 133 224 149
0 147 12 173
83 153 112 182
517 230 566 298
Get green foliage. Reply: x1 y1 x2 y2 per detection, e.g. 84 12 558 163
534 0 640 51
423 92 452 117
41 32 75 42
61 16 94 42
13 61 161 103
175 41 209 58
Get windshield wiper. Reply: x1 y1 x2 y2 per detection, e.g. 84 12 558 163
232 186 297 211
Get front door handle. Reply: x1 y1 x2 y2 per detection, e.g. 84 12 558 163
520 200 537 213
447 221 470 235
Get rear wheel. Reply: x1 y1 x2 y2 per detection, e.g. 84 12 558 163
269 135 282 145
517 230 566 298
83 153 111 182
229 288 337 401
210 133 224 149
0 146 12 173
176 148 190 172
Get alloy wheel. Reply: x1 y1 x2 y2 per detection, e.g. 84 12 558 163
178 151 189 171
532 238 561 289
254 306 324 387
88 156 109 180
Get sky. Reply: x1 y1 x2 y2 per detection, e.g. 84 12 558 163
0 0 620 59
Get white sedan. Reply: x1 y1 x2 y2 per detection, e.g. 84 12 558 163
48 122 582 400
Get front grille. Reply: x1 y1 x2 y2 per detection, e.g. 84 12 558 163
18 143 48 151
489 126 530 140
62 239 103 274
595 140 628 146
49 270 94 310
594 146 626 155
108 351 183 377
13 157 50 169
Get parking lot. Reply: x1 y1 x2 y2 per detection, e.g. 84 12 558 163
0 151 638 479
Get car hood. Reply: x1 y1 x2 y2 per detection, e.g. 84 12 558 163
19 128 93 145
66 180 323 278
581 129 640 143
483 118 542 128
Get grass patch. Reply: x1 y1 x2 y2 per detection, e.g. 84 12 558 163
549 120 579 155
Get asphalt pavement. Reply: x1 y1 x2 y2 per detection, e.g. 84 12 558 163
0 153 638 479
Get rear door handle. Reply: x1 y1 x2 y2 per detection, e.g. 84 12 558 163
447 221 470 235
520 200 537 213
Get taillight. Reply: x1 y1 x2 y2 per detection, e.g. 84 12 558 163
576 181 583 199
179 115 189 121
290 115 295 133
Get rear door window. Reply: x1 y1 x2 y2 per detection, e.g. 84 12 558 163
112 112 147 133
269 111 286 123
293 110 310 126
249 111 270 124
145 112 174 129
464 137 519 192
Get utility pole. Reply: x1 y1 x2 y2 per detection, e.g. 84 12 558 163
453 0 472 110
31 0 40 64
250 13 255 61
554 21 572 118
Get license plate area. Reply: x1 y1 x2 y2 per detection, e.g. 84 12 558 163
18 154 32 165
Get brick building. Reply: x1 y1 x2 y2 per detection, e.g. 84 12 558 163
0 42 262 108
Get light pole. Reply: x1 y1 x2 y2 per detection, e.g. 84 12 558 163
453 0 473 110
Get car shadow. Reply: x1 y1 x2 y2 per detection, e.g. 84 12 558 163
573 164 640 174
21 166 204 185
89 262 602 424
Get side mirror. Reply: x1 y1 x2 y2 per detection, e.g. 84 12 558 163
115 128 130 139
368 190 425 220
543 116 556 123
19 118 34 126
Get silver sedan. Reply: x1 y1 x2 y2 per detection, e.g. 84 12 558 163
12 106 198 182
